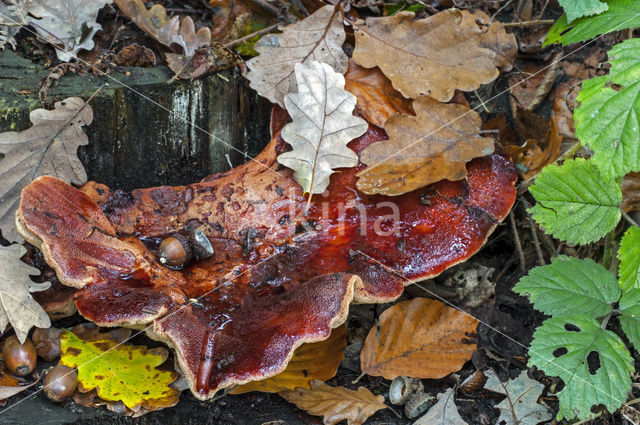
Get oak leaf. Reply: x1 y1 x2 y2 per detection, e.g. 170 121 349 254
245 4 347 107
0 0 30 50
356 96 494 196
28 0 111 62
278 61 368 195
59 329 180 411
231 325 346 394
352 9 514 101
114 0 211 57
359 298 478 379
484 370 552 425
344 60 413 128
279 380 387 425
0 97 91 242
0 244 51 344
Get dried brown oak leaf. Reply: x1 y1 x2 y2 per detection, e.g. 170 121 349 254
245 4 347 107
356 96 495 196
0 244 51 344
280 379 387 425
0 97 91 242
359 298 478 380
114 0 211 57
352 9 516 102
278 61 368 196
231 325 346 394
344 59 413 128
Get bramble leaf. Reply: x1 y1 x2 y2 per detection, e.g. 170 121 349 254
558 0 608 23
575 39 640 179
514 255 619 318
528 315 632 420
545 0 640 46
618 226 640 291
529 158 621 244
59 330 180 411
618 289 640 352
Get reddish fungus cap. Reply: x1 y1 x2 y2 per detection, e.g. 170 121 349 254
16 106 516 399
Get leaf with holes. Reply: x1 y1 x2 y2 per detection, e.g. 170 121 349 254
545 0 640 46
279 379 387 425
558 0 608 23
514 255 619 318
0 244 51 344
359 298 478 380
574 39 640 179
528 315 632 420
617 289 640 352
0 97 91 242
619 226 640 291
356 96 495 196
528 158 621 245
277 61 368 196
27 0 111 62
231 325 346 394
59 329 180 411
0 0 30 50
484 370 552 425
245 4 347 108
352 9 515 102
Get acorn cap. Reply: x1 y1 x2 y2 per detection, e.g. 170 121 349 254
190 229 214 259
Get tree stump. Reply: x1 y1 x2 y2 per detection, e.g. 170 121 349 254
0 50 272 191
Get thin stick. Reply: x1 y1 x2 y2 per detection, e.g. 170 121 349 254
509 211 526 273
474 90 490 113
502 19 555 27
224 23 279 48
521 202 544 266
521 198 556 258
248 0 280 16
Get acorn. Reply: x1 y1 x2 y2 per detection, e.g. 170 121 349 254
404 392 434 419
157 229 214 269
43 365 78 402
389 376 424 405
2 336 37 377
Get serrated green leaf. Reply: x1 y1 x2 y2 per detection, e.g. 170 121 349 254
558 0 609 23
529 158 621 244
575 39 640 179
618 226 640 291
618 289 640 352
514 256 618 318
545 0 640 46
528 315 633 420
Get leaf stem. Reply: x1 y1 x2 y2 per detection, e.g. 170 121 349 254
224 24 279 48
601 311 613 330
621 209 640 227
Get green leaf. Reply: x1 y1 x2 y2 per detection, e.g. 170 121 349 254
619 289 640 352
59 330 180 410
618 226 640 291
558 0 609 23
529 158 621 244
528 315 633 420
545 0 640 46
574 39 640 179
514 256 619 318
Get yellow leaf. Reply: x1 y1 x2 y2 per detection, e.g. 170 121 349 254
360 298 478 379
231 325 346 394
59 330 180 410
280 379 387 425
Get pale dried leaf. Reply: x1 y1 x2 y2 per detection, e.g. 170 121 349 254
245 5 347 107
28 0 111 62
352 9 506 101
484 370 552 425
413 388 468 425
0 0 30 50
0 244 51 344
0 97 92 242
279 379 387 425
278 61 368 195
115 0 211 57
356 96 494 196
0 374 38 401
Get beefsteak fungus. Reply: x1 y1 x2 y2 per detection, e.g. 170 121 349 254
16 106 517 399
